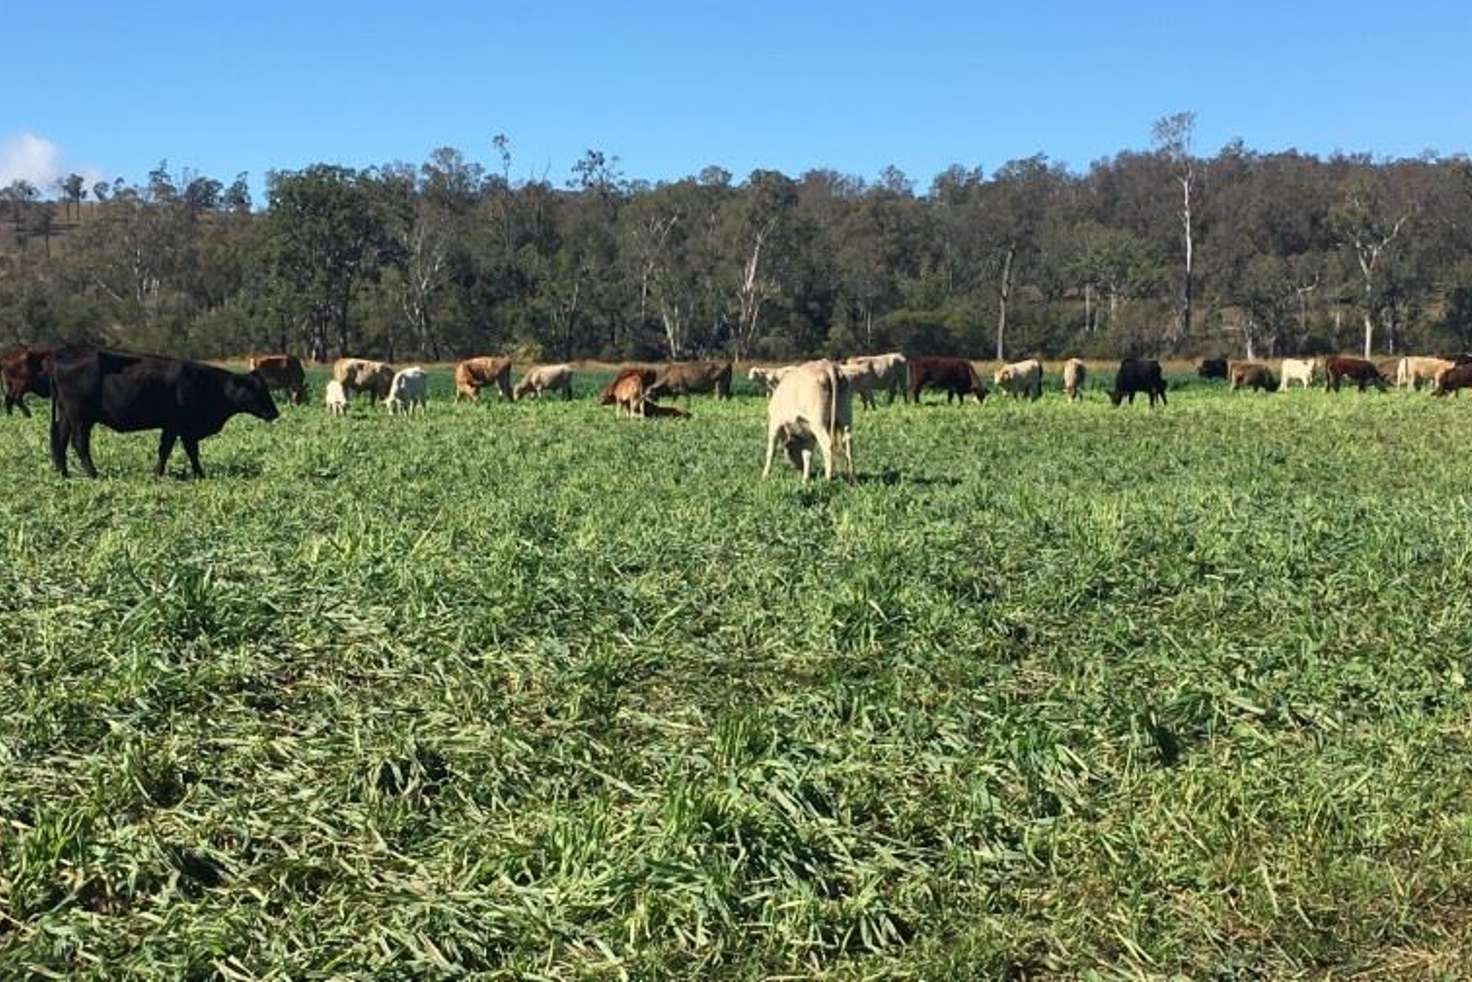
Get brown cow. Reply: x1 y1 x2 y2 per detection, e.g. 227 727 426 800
246 353 309 405
1230 362 1276 392
332 358 395 401
1432 363 1472 397
907 356 987 404
2 346 52 417
454 356 514 402
1325 356 1389 392
599 367 657 414
647 360 732 401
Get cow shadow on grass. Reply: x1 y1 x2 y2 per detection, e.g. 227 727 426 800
855 468 962 488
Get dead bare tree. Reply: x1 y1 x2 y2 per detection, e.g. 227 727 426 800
1153 112 1197 347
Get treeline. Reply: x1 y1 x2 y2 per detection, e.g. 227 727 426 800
4 118 1472 362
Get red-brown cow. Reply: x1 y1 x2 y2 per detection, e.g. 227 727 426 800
2 346 52 417
1325 356 1389 392
246 353 309 405
907 356 987 404
1432 363 1472 397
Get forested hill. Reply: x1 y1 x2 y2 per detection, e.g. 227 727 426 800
3 122 1470 363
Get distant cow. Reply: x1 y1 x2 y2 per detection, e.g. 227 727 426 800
1432 363 1472 397
842 353 908 404
454 356 514 402
1230 362 1276 392
1325 356 1389 393
993 358 1043 400
908 356 987 405
333 358 395 402
1062 358 1086 401
839 362 880 409
763 360 854 482
48 347 278 478
1197 357 1229 380
600 367 657 417
1110 358 1168 407
514 363 574 401
648 360 732 401
1397 356 1454 391
384 367 428 414
1278 358 1317 390
246 353 309 405
324 379 349 415
748 365 795 396
2 346 52 417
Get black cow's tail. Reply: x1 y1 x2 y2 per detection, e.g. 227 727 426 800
48 373 64 472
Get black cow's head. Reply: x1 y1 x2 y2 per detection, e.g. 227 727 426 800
236 370 281 421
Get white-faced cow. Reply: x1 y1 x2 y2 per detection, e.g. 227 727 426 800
324 379 349 415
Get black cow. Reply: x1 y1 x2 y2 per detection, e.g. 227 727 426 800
1197 357 1229 380
48 347 279 478
1110 358 1168 407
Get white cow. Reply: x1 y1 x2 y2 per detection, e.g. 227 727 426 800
763 360 854 482
748 365 796 395
384 367 428 415
514 363 574 400
324 379 349 416
1278 357 1317 390
1062 358 1086 401
993 358 1043 400
843 353 908 404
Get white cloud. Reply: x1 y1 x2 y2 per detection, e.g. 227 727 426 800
0 131 103 194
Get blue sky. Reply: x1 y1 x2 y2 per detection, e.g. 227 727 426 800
4 0 1469 197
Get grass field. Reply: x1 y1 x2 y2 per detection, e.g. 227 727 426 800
3 369 1472 977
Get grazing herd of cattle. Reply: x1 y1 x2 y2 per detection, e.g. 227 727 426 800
1198 353 1472 394
2 344 1470 481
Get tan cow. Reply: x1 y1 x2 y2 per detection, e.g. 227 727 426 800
648 360 732 401
513 363 574 400
1062 358 1086 401
1397 356 1454 391
763 359 854 482
842 353 908 404
993 358 1043 400
247 353 309 405
1278 357 1317 390
454 356 514 401
332 358 395 401
748 365 795 395
839 362 880 409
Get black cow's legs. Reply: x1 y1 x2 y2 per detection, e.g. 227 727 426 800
156 430 177 476
50 414 70 476
182 437 205 478
73 423 99 478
